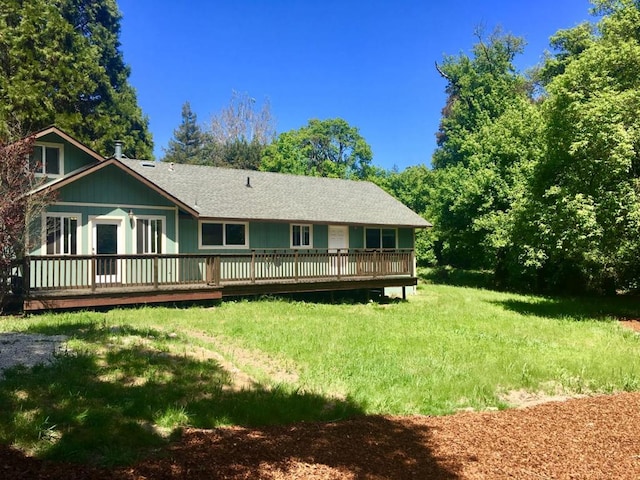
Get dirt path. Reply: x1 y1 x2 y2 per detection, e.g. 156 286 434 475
2 391 640 479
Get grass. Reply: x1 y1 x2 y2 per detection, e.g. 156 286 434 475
0 282 639 466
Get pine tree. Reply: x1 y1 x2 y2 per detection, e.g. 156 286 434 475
162 102 206 164
0 0 153 159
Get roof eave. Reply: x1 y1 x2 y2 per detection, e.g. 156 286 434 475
34 126 106 163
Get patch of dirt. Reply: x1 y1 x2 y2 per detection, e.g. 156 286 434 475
619 319 640 333
499 382 588 409
3 392 640 479
188 330 300 386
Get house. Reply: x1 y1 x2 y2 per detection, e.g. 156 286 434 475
15 127 431 310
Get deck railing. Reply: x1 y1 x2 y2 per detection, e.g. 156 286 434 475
17 249 415 293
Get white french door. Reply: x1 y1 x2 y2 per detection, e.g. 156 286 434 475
92 219 123 284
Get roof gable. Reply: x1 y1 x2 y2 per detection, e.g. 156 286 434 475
34 126 105 164
29 158 199 217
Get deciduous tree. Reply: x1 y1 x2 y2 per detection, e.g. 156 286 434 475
513 0 640 294
0 130 53 310
261 118 373 179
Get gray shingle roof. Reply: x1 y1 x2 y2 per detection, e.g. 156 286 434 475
120 160 431 228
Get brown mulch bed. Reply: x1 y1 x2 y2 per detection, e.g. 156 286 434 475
3 392 640 479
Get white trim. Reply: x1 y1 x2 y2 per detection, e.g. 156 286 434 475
133 214 167 254
175 208 179 252
198 221 249 249
53 201 176 211
290 223 313 249
89 216 125 283
41 211 82 255
33 142 64 178
89 216 125 255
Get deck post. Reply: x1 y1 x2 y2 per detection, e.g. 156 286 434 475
153 255 159 289
214 256 221 286
337 249 341 279
22 256 30 298
91 256 96 292
294 251 299 281
373 250 378 278
251 251 256 284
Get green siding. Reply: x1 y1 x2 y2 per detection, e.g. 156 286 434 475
38 133 98 173
314 224 328 249
60 165 175 207
250 222 289 249
33 166 179 256
33 205 177 256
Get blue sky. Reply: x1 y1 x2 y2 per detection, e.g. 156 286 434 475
118 0 593 170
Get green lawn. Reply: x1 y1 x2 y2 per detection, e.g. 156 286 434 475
0 283 639 465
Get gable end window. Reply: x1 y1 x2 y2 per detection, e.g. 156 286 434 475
31 143 64 177
45 214 79 255
200 222 248 248
291 224 312 248
136 218 164 254
365 228 397 250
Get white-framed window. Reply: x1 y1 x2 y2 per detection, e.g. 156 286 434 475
365 228 397 249
31 142 64 177
135 217 164 254
199 221 248 248
44 213 80 255
291 224 312 249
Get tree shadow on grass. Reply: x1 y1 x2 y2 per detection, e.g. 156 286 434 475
491 295 640 322
0 322 461 479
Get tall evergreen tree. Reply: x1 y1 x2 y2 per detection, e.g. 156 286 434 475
162 102 206 164
0 0 152 159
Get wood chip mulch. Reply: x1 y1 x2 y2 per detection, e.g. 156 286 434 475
3 391 640 479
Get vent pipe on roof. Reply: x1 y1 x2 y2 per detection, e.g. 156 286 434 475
246 176 251 188
114 140 123 160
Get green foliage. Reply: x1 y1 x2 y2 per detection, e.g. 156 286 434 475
0 0 152 158
512 0 640 293
162 102 206 164
371 165 436 265
261 118 373 179
429 30 542 273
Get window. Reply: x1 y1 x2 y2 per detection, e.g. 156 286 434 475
200 222 248 248
45 214 78 255
31 143 63 177
365 228 396 249
291 224 312 248
136 218 163 254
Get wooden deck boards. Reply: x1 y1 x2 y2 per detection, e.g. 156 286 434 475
22 276 417 311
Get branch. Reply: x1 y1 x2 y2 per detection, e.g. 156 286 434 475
434 61 450 81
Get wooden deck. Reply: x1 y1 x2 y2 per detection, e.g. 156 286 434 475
13 250 416 311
